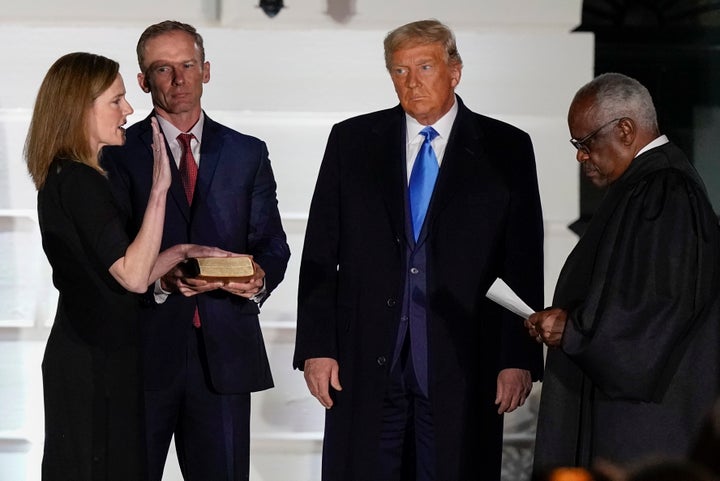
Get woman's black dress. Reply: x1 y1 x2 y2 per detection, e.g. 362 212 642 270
37 158 146 481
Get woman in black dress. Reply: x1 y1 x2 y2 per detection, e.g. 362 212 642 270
25 52 224 481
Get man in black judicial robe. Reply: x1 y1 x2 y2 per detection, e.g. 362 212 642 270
526 72 720 474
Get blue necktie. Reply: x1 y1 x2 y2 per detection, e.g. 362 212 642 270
408 126 439 240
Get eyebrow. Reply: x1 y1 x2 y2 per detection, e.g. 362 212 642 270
147 58 196 69
391 57 435 68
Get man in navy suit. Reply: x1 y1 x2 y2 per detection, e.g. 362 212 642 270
293 19 544 481
103 20 290 481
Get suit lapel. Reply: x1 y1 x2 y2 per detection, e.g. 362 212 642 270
152 112 223 224
195 114 222 205
144 113 193 222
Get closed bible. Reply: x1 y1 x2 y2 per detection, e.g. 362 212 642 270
185 256 254 282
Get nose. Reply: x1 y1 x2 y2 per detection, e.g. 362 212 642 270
172 68 185 86
575 148 589 163
125 100 134 116
405 69 419 88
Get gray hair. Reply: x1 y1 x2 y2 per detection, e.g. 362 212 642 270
575 72 658 132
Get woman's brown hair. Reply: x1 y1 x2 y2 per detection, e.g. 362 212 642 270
25 52 119 189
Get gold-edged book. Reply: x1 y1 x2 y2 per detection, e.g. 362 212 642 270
185 256 254 282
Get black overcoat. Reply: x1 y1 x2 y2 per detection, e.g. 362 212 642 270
294 98 545 480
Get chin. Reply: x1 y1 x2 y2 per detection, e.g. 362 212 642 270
104 139 125 148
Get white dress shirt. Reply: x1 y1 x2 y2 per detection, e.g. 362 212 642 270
404 95 459 183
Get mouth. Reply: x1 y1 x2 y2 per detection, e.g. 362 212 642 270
582 164 598 177
582 165 608 186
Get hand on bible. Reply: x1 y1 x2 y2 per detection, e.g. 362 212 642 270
161 264 223 297
221 260 266 299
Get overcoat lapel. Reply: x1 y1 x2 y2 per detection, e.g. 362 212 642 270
365 101 488 246
424 102 485 236
369 107 407 245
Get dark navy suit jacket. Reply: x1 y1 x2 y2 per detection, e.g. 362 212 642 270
103 112 290 394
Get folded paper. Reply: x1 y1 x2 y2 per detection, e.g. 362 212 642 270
485 278 534 319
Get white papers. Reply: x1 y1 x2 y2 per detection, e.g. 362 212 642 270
485 278 534 320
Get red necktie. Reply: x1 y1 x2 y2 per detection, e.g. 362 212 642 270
177 133 198 204
177 133 201 328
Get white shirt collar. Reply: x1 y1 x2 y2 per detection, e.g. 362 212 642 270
155 112 205 143
155 113 205 166
405 95 458 143
635 134 669 158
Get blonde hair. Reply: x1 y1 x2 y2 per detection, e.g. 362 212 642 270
383 19 462 71
25 52 119 189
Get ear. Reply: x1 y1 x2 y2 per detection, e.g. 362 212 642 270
449 62 462 88
202 61 211 84
617 117 636 146
137 72 150 93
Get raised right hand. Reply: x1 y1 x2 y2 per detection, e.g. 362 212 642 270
150 116 171 192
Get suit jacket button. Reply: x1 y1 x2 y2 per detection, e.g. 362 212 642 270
386 298 396 307
377 356 387 366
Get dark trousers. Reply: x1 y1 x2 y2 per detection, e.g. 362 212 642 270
144 327 251 481
378 339 436 481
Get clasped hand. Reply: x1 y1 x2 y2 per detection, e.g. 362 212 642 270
161 250 266 299
524 307 567 347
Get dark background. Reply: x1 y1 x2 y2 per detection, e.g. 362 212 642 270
573 0 720 231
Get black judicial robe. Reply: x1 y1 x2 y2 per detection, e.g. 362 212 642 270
534 141 720 472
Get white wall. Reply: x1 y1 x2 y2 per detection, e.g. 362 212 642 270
0 2 592 480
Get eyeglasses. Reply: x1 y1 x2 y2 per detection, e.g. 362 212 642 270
569 117 622 153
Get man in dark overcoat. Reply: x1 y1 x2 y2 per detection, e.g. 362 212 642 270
294 19 545 481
